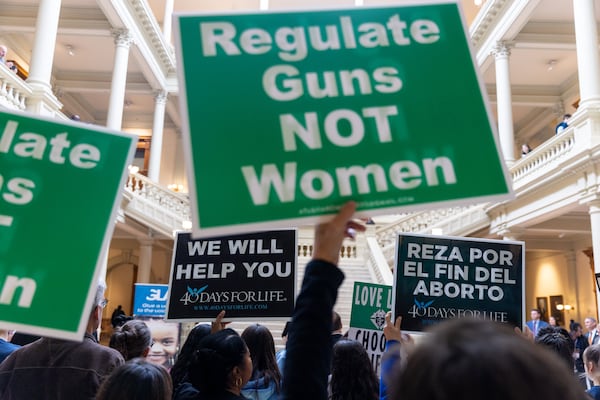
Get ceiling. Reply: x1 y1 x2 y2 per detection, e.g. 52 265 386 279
0 0 595 247
0 0 581 144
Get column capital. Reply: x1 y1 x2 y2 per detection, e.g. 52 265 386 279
111 29 134 48
491 41 513 58
154 90 168 104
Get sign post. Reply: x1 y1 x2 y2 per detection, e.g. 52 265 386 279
393 233 525 332
0 109 136 340
174 1 513 237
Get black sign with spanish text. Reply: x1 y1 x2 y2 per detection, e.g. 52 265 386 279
393 234 524 332
166 230 297 321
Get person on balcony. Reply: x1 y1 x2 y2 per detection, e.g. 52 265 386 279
556 114 572 134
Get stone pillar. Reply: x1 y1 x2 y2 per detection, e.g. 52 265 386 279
162 0 175 43
106 30 133 131
148 91 168 182
565 251 582 323
588 200 600 320
25 0 62 115
492 41 515 166
573 0 600 109
173 130 187 189
136 239 153 283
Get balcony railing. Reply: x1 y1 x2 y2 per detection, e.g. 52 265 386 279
0 64 30 111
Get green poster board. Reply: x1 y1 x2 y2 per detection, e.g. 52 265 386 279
347 281 392 375
0 109 136 340
175 1 513 237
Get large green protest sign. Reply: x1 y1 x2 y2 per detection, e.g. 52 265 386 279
175 1 513 237
347 281 392 375
0 109 136 340
393 233 524 332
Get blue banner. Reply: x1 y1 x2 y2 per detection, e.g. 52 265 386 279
133 284 169 317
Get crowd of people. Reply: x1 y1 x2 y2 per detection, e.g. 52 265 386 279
0 203 597 399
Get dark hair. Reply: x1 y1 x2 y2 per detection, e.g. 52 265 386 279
241 324 281 393
96 358 172 400
391 318 587 400
332 311 342 332
584 344 600 365
188 328 247 395
330 339 378 400
109 320 151 361
170 324 211 390
535 326 575 370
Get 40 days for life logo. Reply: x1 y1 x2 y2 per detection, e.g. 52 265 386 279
179 284 287 305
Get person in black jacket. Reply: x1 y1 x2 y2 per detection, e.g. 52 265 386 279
282 201 365 400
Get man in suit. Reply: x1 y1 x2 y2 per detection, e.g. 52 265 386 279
585 317 599 345
526 308 549 337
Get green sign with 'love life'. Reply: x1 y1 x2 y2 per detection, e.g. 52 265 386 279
174 0 513 237
0 109 136 340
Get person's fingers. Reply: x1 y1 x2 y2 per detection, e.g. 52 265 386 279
395 316 402 330
332 201 357 227
347 220 367 232
385 311 392 326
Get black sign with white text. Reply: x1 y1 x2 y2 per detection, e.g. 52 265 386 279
166 230 297 321
393 234 524 332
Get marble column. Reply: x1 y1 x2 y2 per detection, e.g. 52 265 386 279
492 41 515 166
148 90 168 182
573 0 600 109
25 0 63 115
136 239 153 284
106 30 133 131
162 0 175 43
588 200 600 319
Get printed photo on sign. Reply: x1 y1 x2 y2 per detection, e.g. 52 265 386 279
166 230 297 321
393 233 524 333
174 1 513 237
347 281 392 376
136 317 180 370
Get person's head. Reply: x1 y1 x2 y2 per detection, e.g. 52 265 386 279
109 320 152 361
87 281 107 334
535 326 574 370
330 339 378 400
332 311 342 333
563 113 572 121
571 322 583 338
0 45 6 59
585 317 597 332
530 308 541 321
188 328 252 395
549 315 558 326
144 319 180 369
241 324 281 392
521 144 531 153
170 323 211 389
584 344 600 382
390 318 587 400
96 358 172 400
